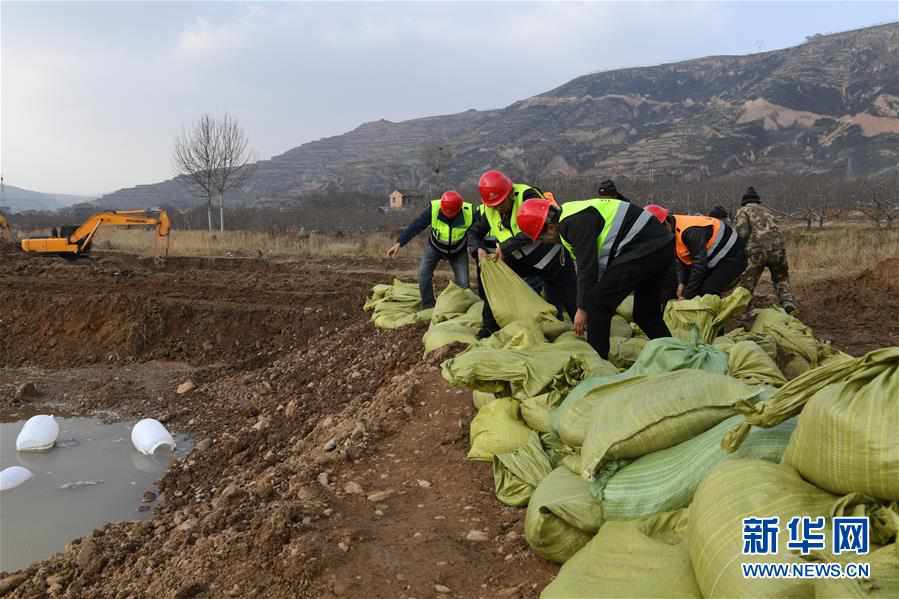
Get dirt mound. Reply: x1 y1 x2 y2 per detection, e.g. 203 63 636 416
0 253 377 368
0 239 19 255
2 320 554 598
2 252 551 599
798 257 899 355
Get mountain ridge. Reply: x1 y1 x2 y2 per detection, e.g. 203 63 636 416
0 184 97 213
98 21 899 210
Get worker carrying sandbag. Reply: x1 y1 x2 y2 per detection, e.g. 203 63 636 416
735 186 798 314
516 198 673 359
646 205 747 300
387 191 473 309
469 170 577 338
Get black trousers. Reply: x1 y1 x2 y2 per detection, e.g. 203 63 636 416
698 242 748 296
478 255 577 332
585 242 674 359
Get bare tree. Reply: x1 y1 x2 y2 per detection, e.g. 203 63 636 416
174 114 255 232
174 114 222 231
213 114 255 232
856 176 898 228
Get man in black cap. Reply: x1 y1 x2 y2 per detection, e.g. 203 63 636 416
708 206 729 222
597 179 633 204
735 186 798 313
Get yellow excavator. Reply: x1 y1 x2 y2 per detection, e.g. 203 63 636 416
0 211 11 242
21 209 171 257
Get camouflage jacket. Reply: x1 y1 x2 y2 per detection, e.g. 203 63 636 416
735 202 784 252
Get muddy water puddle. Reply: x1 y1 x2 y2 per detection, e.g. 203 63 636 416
0 417 191 572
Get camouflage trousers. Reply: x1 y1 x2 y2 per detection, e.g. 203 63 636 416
739 247 798 312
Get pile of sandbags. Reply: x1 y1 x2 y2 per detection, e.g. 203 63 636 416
363 266 899 599
363 279 433 329
422 283 483 354
541 510 702 599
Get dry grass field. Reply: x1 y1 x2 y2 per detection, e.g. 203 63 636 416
93 223 899 285
93 227 397 258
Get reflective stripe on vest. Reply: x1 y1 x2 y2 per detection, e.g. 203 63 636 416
708 228 738 268
483 183 542 244
674 214 735 267
558 198 649 279
430 200 473 253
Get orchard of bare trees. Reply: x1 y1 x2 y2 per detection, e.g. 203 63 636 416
532 172 899 229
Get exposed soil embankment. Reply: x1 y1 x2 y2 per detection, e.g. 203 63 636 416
1 249 897 598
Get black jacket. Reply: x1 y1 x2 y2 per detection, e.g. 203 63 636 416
559 203 672 308
676 222 741 299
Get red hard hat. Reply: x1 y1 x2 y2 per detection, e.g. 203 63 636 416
478 170 513 207
440 190 464 218
645 204 670 223
517 199 553 241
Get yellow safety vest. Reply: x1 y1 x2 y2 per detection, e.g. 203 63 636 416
430 200 473 253
482 184 542 243
559 198 653 274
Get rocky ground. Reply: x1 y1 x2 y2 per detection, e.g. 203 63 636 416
0 248 896 598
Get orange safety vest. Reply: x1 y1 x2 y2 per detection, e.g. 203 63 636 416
674 214 736 267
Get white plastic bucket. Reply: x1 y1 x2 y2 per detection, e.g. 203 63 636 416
16 415 60 451
131 419 176 456
0 466 34 491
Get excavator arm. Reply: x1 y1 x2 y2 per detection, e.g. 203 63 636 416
21 209 171 256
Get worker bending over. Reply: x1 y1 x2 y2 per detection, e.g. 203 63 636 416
387 191 472 309
516 197 673 359
646 205 747 300
735 186 798 313
469 170 576 338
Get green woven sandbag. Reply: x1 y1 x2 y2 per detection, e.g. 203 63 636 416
610 315 632 339
722 348 896 454
608 336 647 369
591 415 797 520
480 260 566 337
750 306 822 379
815 543 899 598
431 282 480 323
616 295 634 322
364 279 432 328
524 467 605 564
520 390 564 433
688 460 838 599
493 433 554 507
554 376 645 448
540 432 577 469
422 317 480 354
483 319 546 350
472 390 496 410
580 370 761 479
553 337 728 448
540 510 702 599
722 340 787 387
714 328 778 362
783 348 899 500
664 287 751 343
467 397 532 462
442 329 614 400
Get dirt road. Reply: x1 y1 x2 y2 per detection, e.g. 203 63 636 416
0 248 895 598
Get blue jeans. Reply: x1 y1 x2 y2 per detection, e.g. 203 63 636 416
419 243 470 308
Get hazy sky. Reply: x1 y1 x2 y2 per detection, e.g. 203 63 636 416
2 1 897 196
